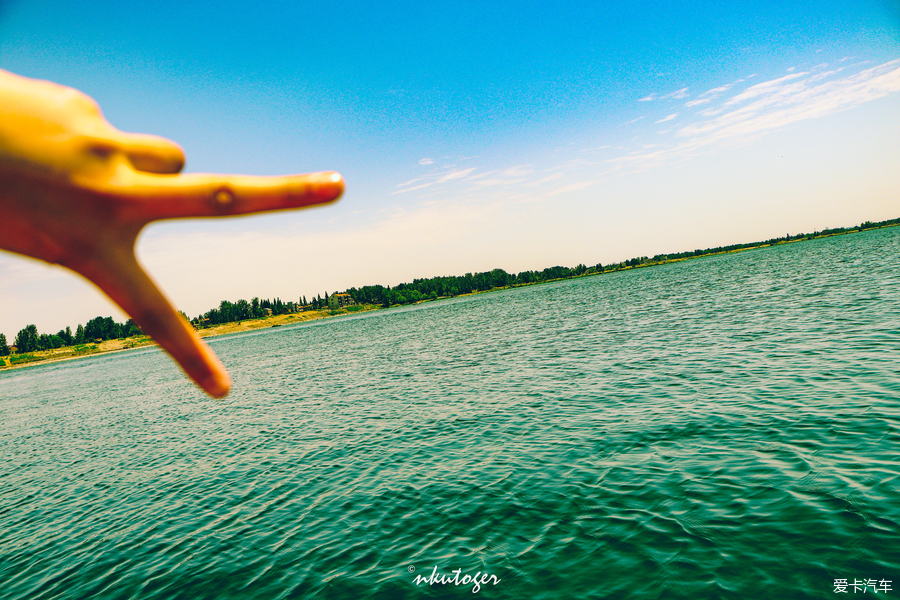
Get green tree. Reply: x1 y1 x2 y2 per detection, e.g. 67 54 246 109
123 319 143 337
490 268 510 288
218 300 234 323
235 299 251 320
0 333 9 356
75 324 85 344
14 324 39 353
56 327 73 346
84 316 124 341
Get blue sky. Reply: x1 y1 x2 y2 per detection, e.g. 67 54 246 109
1 0 899 338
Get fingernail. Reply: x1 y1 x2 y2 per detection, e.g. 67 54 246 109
315 171 342 185
316 172 344 200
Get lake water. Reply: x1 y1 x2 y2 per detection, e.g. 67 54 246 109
1 227 898 599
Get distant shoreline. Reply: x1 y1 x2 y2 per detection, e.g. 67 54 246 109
0 308 356 373
2 220 897 374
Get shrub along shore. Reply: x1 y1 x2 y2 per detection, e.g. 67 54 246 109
2 216 897 371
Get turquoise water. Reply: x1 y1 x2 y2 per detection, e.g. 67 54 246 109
1 227 899 599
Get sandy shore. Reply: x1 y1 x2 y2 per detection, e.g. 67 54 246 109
0 307 371 372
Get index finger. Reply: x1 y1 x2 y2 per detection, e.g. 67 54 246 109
74 247 232 397
120 171 344 222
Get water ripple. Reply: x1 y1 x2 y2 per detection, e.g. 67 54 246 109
1 228 899 599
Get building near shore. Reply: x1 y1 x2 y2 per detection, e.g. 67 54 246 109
328 293 354 310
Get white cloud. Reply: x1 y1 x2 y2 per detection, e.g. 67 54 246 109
661 87 689 100
607 59 900 173
683 60 900 139
547 181 596 196
638 94 655 102
392 182 436 194
529 173 564 185
438 167 477 183
502 165 533 177
472 178 526 186
808 68 843 83
722 72 808 107
703 84 733 96
392 165 479 194
698 107 722 117
655 113 678 123
684 98 711 107
418 158 434 165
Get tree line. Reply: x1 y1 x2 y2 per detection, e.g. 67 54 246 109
346 265 591 308
191 294 346 328
195 297 295 326
3 215 898 356
1 316 143 356
342 217 900 307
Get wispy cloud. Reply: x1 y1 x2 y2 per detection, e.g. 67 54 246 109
721 72 807 107
609 59 900 172
684 78 750 108
502 165 533 178
529 173 564 185
418 157 434 165
638 94 655 102
392 182 436 194
808 68 842 83
703 84 734 96
392 163 541 195
547 181 596 196
392 165 480 194
390 60 900 206
661 87 689 100
684 60 900 138
437 167 477 183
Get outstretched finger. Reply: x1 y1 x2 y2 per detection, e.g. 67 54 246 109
76 248 231 397
121 171 344 222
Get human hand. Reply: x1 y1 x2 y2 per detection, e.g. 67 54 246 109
0 69 344 397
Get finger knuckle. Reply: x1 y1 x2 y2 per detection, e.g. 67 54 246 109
210 186 237 212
